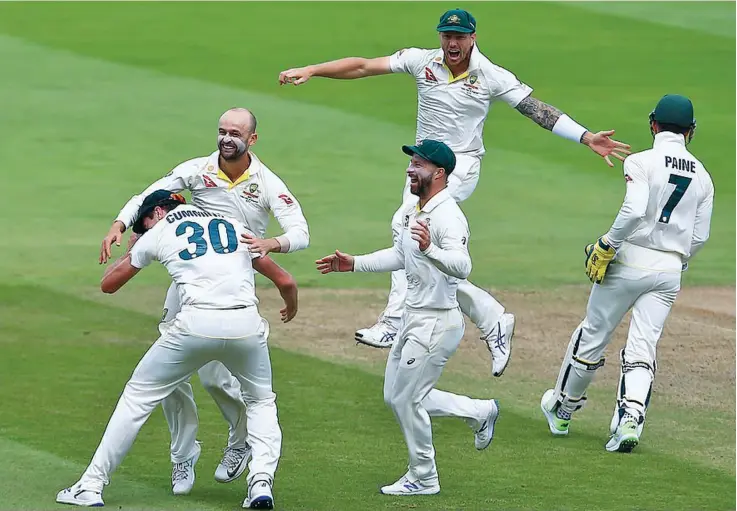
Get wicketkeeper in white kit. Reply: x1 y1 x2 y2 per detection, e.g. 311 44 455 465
316 140 500 495
281 8 630 378
98 108 309 493
58 190 296 508
541 94 714 452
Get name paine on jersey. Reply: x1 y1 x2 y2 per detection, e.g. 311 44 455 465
664 155 696 173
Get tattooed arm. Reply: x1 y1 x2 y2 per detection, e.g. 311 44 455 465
514 95 631 166
515 96 567 132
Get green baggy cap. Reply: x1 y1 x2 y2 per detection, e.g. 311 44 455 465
402 139 457 173
437 9 476 34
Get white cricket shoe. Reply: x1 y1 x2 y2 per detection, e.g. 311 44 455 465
56 483 104 507
172 442 201 495
380 473 440 496
484 313 515 377
474 399 500 450
605 414 640 453
214 444 251 483
243 475 274 509
355 318 398 348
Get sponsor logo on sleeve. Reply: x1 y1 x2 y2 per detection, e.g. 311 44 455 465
278 194 294 206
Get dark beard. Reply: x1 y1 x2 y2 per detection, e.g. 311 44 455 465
411 176 432 197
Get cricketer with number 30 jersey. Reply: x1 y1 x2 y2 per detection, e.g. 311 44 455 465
605 131 714 272
130 205 261 310
116 151 309 253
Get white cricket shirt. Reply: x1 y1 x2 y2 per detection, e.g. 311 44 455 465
605 131 714 272
116 151 309 253
389 45 532 157
354 188 471 309
130 205 260 310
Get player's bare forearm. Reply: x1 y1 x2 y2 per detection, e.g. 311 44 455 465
515 96 564 131
312 57 391 79
101 254 140 293
253 255 293 289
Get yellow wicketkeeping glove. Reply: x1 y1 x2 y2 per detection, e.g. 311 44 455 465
584 237 616 284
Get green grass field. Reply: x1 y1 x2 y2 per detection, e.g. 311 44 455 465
0 2 734 510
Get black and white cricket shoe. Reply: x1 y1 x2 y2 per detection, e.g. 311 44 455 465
56 483 104 507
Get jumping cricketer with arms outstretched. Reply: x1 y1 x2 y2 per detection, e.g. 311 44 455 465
99 108 309 493
317 140 500 495
59 191 295 508
541 94 714 453
280 8 630 379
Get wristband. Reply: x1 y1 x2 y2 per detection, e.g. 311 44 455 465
552 114 588 143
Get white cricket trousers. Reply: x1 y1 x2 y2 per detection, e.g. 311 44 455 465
554 263 681 427
384 307 491 485
159 282 249 463
384 154 505 339
78 307 281 491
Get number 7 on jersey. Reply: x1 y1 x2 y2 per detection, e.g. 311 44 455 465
659 174 692 224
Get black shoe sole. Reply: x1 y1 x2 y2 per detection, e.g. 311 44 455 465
617 438 638 453
249 496 274 509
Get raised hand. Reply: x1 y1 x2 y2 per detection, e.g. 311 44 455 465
411 220 431 252
583 130 631 167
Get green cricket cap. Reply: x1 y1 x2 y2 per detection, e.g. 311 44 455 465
402 139 457 173
132 190 186 234
437 9 476 34
652 94 695 129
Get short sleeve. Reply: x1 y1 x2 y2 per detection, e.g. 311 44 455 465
129 232 158 269
486 62 533 107
389 48 428 76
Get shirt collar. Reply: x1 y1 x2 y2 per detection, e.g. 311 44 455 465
208 150 261 189
417 188 452 213
433 44 480 83
653 131 687 148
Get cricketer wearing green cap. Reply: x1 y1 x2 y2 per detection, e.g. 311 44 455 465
649 94 696 144
314 138 490 495
278 8 632 393
541 92 713 454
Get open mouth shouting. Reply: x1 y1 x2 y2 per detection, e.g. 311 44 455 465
446 48 462 61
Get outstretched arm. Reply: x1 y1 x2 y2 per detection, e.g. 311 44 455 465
279 56 392 85
515 96 631 167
